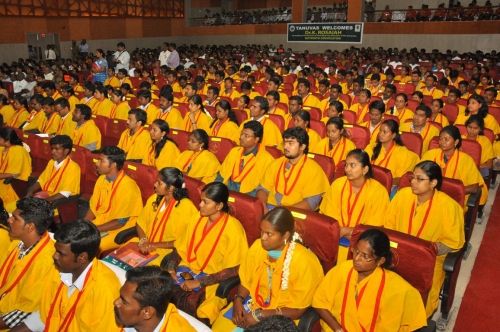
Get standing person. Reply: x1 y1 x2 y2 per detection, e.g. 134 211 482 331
158 42 171 67
166 44 180 70
78 39 89 58
11 221 122 332
0 198 55 330
114 42 130 72
92 49 108 84
44 45 56 62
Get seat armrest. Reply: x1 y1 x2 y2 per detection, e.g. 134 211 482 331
298 307 320 332
114 227 138 245
216 276 240 299
466 190 480 209
444 250 463 273
51 194 80 207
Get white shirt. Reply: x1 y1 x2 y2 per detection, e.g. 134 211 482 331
44 72 54 81
123 315 166 332
45 49 56 60
167 50 180 69
158 50 171 67
24 261 94 332
13 79 27 93
114 50 131 71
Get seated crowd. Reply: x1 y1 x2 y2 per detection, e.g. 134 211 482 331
0 42 498 331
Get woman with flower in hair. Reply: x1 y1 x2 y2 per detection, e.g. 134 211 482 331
212 207 324 331
129 167 198 266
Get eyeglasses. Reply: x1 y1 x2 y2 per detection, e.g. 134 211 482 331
409 174 430 182
351 248 376 262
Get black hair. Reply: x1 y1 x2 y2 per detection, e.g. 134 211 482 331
294 110 311 128
395 93 408 103
54 220 100 261
266 90 280 102
240 81 252 91
239 94 250 107
75 104 92 120
243 120 264 143
465 114 485 135
202 182 230 213
326 117 348 137
369 100 385 115
297 77 310 89
289 95 303 106
12 94 28 109
262 207 294 242
283 127 309 154
416 104 432 118
466 94 489 118
358 228 392 269
84 81 96 93
128 108 147 126
154 167 189 209
440 125 462 149
125 266 173 319
328 100 344 114
412 91 424 100
95 84 107 97
253 96 269 113
190 129 209 150
331 84 342 94
151 119 177 158
414 160 442 190
94 146 126 170
137 89 152 101
211 100 238 128
41 97 55 107
208 86 220 96
49 134 73 150
346 149 373 178
54 97 70 110
372 119 403 161
0 127 23 146
16 197 53 235
359 88 372 99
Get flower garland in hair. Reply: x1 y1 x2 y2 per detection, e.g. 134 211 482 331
281 232 302 290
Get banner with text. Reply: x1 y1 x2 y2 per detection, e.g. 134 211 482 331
287 23 363 43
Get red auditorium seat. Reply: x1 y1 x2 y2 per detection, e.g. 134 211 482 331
103 119 127 147
339 94 352 107
290 208 340 273
407 99 420 112
92 115 108 137
307 153 335 183
303 107 322 121
176 103 189 117
350 225 437 304
344 124 370 149
310 119 326 138
232 109 248 124
208 136 236 163
184 175 204 207
401 131 423 157
22 133 52 176
168 129 190 152
342 110 357 124
489 106 500 124
123 161 158 205
268 114 285 131
265 146 283 159
228 191 264 246
442 104 459 123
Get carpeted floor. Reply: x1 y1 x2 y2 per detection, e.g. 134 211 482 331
453 188 500 331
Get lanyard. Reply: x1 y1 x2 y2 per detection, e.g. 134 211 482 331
42 158 71 192
95 171 126 213
340 267 386 332
408 193 434 238
182 151 202 172
340 179 367 227
186 214 229 272
275 155 307 196
231 147 257 183
375 143 395 168
149 198 177 242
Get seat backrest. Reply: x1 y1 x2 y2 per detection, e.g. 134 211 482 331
184 175 204 207
268 114 285 132
92 116 108 137
460 139 482 167
70 146 93 198
307 153 335 183
265 146 283 159
204 106 217 119
310 119 326 138
342 110 357 124
350 225 437 304
345 124 370 149
303 107 322 121
104 119 128 147
407 99 420 112
208 136 236 163
228 191 264 246
442 104 459 123
400 131 423 157
456 124 495 143
489 106 500 124
339 94 352 107
291 208 340 273
23 134 52 175
124 162 158 205
169 129 190 152
399 172 465 207
232 109 248 124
